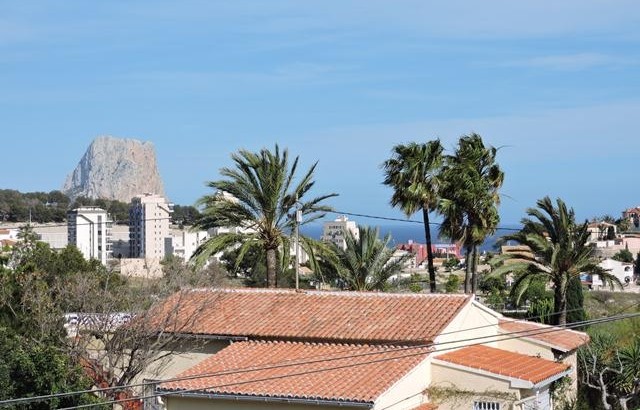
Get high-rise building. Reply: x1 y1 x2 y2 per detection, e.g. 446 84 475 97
67 206 113 265
321 215 359 250
129 193 173 259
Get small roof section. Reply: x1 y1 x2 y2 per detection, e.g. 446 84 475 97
434 345 570 386
159 340 431 405
498 319 589 352
150 288 471 344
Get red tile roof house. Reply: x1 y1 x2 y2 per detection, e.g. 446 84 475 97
138 288 588 410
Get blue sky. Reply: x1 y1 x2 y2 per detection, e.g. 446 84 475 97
1 1 639 226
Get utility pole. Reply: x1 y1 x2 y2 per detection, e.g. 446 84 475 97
294 198 302 290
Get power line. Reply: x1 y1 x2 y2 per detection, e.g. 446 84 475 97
3 308 638 409
0 304 587 406
329 210 522 231
0 216 175 232
55 311 640 410
0 208 525 234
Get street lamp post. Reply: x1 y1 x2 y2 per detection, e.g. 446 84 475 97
294 202 302 290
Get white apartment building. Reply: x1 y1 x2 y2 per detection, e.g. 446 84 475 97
67 206 113 265
129 193 173 259
166 228 209 262
321 215 359 250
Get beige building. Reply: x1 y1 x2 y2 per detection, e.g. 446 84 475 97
321 215 358 250
129 193 173 259
135 288 587 410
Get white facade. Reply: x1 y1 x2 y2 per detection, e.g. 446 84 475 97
67 206 113 265
321 216 358 250
166 228 209 262
129 193 173 259
592 258 635 289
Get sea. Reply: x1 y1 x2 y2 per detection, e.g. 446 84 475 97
300 223 522 254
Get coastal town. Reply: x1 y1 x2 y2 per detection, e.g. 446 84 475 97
2 3 639 410
1 136 640 410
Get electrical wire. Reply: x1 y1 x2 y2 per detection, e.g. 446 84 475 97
329 210 522 232
55 311 640 410
3 307 638 409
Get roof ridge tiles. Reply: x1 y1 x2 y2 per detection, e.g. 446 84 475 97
186 287 471 299
244 339 421 350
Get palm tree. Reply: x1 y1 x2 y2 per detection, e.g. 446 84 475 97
493 196 621 325
438 133 504 294
382 140 443 292
191 145 337 288
332 226 409 291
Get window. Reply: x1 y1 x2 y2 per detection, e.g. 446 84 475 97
473 402 500 410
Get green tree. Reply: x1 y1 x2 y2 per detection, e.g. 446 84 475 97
0 327 103 408
566 275 586 325
192 145 337 287
172 204 201 226
382 140 444 293
493 197 621 325
438 133 504 294
579 332 640 410
331 226 408 291
613 248 634 263
445 274 461 293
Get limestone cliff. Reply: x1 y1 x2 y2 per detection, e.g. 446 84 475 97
62 136 165 202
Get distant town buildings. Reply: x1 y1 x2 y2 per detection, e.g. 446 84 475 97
166 228 208 262
67 206 113 265
622 206 640 230
321 215 358 250
129 193 173 259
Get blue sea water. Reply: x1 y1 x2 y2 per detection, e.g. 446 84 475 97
300 223 521 253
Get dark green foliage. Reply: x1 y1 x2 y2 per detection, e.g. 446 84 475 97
172 205 201 226
635 252 640 275
445 274 461 293
193 145 336 287
492 197 621 325
566 275 586 325
442 257 459 271
527 298 555 324
579 332 640 409
438 134 504 294
612 248 634 263
0 190 70 223
70 196 130 223
479 273 506 294
220 244 268 287
382 140 444 293
606 225 616 240
331 226 408 291
0 327 103 408
0 241 108 407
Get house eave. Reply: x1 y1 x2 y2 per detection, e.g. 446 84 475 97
159 390 373 408
432 358 570 390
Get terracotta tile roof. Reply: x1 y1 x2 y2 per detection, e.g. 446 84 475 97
434 345 570 385
150 288 471 344
159 340 431 404
498 319 589 351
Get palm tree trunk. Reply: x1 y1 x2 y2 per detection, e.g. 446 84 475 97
422 207 437 293
266 248 277 288
464 245 473 294
471 245 478 294
554 276 568 326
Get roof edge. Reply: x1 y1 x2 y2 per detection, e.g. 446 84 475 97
498 319 591 351
158 390 373 408
432 357 569 389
